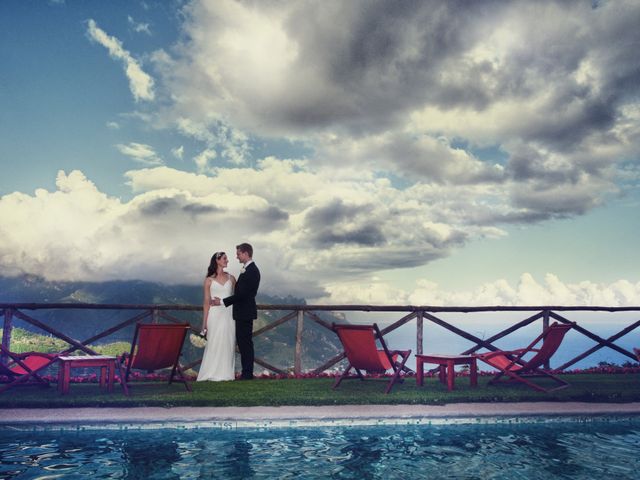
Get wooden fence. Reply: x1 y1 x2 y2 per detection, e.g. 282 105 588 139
1 303 639 374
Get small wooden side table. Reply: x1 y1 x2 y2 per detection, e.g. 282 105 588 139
416 354 478 391
57 355 117 395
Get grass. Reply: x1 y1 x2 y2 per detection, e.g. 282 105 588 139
1 373 639 409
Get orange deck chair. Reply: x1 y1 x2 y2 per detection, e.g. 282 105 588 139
332 323 411 394
117 323 192 396
473 322 574 393
0 345 57 394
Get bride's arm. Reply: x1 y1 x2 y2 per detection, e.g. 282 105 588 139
230 275 236 291
202 277 212 333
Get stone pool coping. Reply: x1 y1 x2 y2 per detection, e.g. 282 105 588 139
2 402 640 429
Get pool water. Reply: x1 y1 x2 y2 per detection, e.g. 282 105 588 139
1 420 639 479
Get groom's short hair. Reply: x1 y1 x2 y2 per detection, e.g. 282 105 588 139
236 243 253 257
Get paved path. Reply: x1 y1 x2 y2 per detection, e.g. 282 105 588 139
2 403 640 428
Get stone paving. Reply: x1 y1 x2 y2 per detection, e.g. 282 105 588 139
2 402 640 429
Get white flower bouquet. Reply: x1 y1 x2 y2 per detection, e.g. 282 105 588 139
190 331 207 348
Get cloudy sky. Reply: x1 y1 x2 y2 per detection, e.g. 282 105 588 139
1 0 639 305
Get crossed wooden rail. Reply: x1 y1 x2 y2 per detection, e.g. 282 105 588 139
1 303 639 374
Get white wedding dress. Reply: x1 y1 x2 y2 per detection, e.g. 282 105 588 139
197 278 236 381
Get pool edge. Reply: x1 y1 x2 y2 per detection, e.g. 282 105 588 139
2 402 640 430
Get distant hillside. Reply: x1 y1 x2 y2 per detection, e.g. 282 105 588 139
0 275 343 372
0 274 204 305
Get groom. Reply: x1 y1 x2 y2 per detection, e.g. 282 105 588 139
212 243 260 380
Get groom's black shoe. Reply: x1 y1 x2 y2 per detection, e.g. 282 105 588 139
240 374 254 380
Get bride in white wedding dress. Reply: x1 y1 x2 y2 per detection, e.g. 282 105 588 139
197 251 236 381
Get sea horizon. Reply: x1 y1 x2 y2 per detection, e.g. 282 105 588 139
347 310 640 370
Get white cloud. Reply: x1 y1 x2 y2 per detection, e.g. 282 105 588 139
0 165 488 295
172 145 184 160
0 171 124 280
0 169 295 291
193 149 217 173
147 0 639 223
153 0 302 134
2 167 639 306
157 1 639 140
122 161 531 281
127 15 151 35
168 117 251 166
106 121 120 130
87 19 155 102
319 273 640 307
174 117 216 143
317 131 505 184
116 142 163 166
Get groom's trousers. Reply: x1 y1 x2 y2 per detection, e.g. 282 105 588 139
236 319 254 378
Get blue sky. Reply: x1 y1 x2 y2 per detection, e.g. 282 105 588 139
1 0 639 305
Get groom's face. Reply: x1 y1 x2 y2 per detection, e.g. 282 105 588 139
236 249 250 264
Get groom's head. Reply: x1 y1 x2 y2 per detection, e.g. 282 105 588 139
236 243 253 264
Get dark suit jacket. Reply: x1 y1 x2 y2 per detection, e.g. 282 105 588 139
223 262 260 321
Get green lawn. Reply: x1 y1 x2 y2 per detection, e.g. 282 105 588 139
1 373 639 409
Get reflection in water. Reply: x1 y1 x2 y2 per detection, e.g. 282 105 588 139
121 435 181 479
173 437 254 478
1 421 639 479
228 440 254 478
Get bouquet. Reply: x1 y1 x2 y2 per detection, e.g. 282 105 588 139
190 330 207 348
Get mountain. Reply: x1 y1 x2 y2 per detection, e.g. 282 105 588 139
0 275 343 373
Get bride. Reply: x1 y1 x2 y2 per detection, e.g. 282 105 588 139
197 251 236 381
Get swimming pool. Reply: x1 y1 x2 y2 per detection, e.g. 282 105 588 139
1 419 639 479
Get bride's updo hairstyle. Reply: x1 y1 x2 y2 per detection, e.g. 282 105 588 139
206 251 225 277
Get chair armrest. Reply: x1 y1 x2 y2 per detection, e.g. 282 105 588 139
508 348 527 354
475 350 508 360
390 349 411 359
479 347 539 358
14 351 56 358
511 348 541 354
475 349 527 368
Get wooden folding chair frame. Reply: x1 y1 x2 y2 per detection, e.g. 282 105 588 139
0 344 58 394
117 323 192 396
333 323 411 394
475 322 573 393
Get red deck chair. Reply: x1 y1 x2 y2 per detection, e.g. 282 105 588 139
332 323 411 394
0 345 57 394
117 323 192 396
473 322 574 393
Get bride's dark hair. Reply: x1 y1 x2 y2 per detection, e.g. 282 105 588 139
206 252 225 278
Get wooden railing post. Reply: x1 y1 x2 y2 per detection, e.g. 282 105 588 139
543 309 550 369
1 308 13 366
416 310 423 355
294 309 304 376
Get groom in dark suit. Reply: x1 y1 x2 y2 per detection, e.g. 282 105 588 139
213 243 260 380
